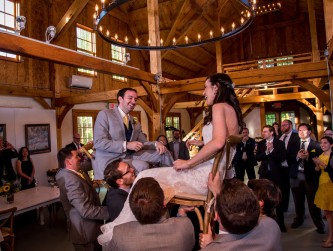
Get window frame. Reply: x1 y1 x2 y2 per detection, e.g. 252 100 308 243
111 43 127 82
72 110 99 144
265 112 277 126
165 112 182 142
76 23 96 76
0 0 20 62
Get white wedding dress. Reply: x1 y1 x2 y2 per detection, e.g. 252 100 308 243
98 123 236 247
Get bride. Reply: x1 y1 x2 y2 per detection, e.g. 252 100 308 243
98 73 243 247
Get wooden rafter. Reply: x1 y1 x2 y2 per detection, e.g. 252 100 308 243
161 61 328 94
139 81 158 113
55 86 147 106
161 0 192 50
53 0 90 41
0 31 155 83
137 98 153 118
293 80 330 111
168 50 206 69
33 97 52 109
0 86 53 98
173 92 317 109
297 99 319 112
57 104 74 129
162 93 188 121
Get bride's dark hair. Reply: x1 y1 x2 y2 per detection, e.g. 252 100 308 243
203 73 243 132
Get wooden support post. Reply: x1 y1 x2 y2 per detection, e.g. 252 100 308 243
323 0 333 45
315 98 324 139
147 0 162 139
307 0 320 61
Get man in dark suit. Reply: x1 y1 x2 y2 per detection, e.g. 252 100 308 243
110 177 195 251
66 133 84 150
168 129 190 160
103 160 135 221
289 123 325 233
279 119 299 212
256 125 287 232
233 128 257 181
94 88 173 180
56 147 109 251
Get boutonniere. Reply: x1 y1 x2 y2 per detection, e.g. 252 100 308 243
132 118 137 126
311 149 316 152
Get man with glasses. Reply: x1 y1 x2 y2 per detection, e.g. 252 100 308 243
290 123 325 233
103 160 136 221
66 132 84 150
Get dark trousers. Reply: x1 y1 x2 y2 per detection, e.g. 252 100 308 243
235 160 256 181
262 171 286 229
73 241 101 251
290 172 324 230
280 167 290 211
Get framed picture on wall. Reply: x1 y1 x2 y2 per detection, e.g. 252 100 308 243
0 124 6 141
25 124 51 154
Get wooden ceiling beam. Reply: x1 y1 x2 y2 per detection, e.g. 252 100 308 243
87 1 129 24
55 86 147 106
162 0 198 55
161 61 328 94
0 85 53 98
53 0 90 41
0 31 155 83
173 92 317 108
168 50 206 69
128 0 175 16
33 97 52 109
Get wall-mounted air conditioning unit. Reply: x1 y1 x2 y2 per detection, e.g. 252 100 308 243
68 75 93 89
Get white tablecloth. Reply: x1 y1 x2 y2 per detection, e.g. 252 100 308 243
0 186 60 220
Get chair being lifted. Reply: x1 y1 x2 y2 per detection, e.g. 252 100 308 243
0 207 17 251
169 134 242 234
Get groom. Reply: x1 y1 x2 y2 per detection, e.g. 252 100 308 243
93 88 173 180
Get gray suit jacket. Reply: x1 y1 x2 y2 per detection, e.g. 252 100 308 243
109 217 195 251
94 108 154 179
56 168 109 245
168 140 190 160
202 216 282 251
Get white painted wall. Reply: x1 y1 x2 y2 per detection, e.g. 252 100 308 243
0 96 167 187
0 96 57 186
244 107 262 138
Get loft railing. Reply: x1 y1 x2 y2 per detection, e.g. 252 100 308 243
223 52 324 73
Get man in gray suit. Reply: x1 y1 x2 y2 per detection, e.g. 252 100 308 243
93 87 173 180
168 129 190 160
200 178 282 251
56 147 109 251
109 177 195 251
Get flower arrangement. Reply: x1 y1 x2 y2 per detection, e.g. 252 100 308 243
0 179 21 196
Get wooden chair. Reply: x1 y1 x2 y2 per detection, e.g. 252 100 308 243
169 134 243 234
0 207 17 251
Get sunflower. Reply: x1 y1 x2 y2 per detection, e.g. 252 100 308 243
3 185 10 193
